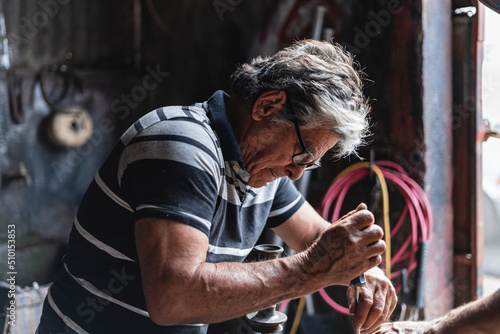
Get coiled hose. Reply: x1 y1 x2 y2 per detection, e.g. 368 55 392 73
316 161 432 315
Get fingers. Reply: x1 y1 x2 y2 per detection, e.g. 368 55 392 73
353 224 385 265
367 254 383 269
347 284 357 314
333 203 379 239
335 203 374 231
361 285 393 331
349 269 398 332
338 202 368 221
363 224 385 245
348 208 376 231
351 285 374 331
367 239 386 258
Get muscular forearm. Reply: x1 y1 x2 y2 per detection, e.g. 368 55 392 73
376 289 500 334
159 252 322 325
430 289 500 334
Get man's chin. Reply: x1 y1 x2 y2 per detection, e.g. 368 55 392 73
247 176 274 188
248 180 269 188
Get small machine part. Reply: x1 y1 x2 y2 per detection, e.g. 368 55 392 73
350 274 366 334
245 244 288 334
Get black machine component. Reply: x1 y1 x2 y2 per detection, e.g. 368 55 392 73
245 244 288 334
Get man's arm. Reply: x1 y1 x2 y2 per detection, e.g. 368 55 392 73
374 289 500 334
271 200 330 252
272 201 398 333
135 204 384 325
433 289 500 334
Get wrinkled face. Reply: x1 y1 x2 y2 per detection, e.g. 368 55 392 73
242 121 339 188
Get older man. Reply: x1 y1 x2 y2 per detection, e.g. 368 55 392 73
37 40 397 334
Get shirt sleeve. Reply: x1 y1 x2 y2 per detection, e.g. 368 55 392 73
119 118 221 236
266 177 305 228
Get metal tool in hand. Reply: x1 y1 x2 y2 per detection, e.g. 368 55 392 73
350 273 366 334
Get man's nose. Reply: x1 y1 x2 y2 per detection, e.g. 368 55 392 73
287 163 306 181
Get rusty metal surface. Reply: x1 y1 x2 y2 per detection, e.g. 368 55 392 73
3 0 134 69
451 0 484 306
387 0 425 185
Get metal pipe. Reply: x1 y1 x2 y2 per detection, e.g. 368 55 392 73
310 5 326 40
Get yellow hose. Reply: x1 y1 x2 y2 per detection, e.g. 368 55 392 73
333 162 392 279
289 297 306 334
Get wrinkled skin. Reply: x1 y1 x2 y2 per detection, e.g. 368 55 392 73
374 321 436 334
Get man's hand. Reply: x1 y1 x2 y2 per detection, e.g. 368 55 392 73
347 267 398 333
305 203 386 285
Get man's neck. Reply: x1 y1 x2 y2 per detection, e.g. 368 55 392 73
225 99 252 149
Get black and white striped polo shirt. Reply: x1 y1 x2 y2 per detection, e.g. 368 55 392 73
37 90 305 334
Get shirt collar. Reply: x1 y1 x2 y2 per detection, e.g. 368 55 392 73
205 90 244 164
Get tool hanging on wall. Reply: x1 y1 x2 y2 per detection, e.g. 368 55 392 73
39 64 93 149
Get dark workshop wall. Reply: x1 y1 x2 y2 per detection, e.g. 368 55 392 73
0 0 274 287
0 0 160 286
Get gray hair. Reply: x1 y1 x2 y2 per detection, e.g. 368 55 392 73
229 39 371 158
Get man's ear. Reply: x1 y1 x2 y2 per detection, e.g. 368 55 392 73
251 90 287 121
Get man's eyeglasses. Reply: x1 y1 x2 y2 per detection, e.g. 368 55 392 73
292 118 321 170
